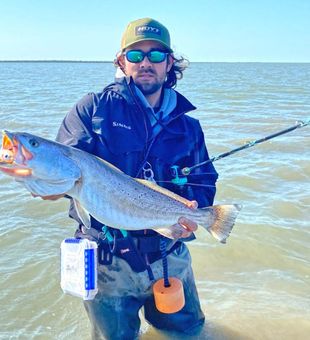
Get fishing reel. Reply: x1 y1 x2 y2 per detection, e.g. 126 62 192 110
170 165 188 186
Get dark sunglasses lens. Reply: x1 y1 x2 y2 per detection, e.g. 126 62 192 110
126 50 144 63
148 51 167 63
125 50 167 63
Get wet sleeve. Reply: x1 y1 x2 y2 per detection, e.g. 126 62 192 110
183 124 218 208
56 93 96 152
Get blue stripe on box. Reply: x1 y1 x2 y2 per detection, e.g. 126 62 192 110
85 249 95 290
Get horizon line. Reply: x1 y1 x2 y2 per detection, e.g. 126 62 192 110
0 59 309 64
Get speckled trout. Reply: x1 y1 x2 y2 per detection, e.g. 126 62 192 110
0 131 241 242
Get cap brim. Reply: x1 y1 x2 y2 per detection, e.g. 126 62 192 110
122 38 173 53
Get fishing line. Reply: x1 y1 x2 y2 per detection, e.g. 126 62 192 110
184 172 219 176
155 180 216 189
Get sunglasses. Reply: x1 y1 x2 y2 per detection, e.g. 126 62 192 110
124 50 168 63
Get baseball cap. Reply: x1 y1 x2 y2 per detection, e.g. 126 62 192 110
121 18 173 53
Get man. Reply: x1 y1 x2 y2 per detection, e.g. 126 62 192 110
56 18 218 339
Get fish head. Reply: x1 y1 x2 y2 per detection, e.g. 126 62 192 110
0 130 33 177
0 131 81 194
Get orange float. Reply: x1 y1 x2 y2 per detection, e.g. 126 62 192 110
153 277 185 314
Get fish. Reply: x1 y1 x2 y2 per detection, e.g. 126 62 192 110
0 130 241 243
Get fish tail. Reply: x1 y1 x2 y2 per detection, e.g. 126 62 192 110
199 204 241 243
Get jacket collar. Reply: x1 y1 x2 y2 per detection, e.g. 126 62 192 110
113 76 196 118
109 77 197 140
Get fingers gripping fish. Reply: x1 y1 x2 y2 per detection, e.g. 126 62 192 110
0 131 241 243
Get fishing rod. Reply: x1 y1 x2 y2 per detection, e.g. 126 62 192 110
181 120 309 176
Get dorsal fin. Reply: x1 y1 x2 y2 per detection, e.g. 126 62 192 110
135 178 192 206
92 155 191 207
93 155 125 174
93 153 192 207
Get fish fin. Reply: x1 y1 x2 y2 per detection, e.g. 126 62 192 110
73 199 91 229
199 204 242 243
135 178 192 206
94 155 124 174
155 224 185 240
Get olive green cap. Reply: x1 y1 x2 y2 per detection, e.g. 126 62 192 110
121 18 173 52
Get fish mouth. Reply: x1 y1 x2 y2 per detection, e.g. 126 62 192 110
1 131 17 164
0 131 32 177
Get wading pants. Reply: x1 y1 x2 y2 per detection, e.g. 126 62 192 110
83 243 205 340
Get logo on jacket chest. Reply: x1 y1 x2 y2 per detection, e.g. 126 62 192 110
112 121 132 130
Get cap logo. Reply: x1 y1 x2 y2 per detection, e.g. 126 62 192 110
135 25 161 36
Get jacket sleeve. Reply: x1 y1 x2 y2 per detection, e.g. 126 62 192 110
182 122 218 208
56 93 96 152
55 93 97 224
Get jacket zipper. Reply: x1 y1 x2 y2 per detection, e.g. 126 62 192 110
125 80 195 177
126 81 149 149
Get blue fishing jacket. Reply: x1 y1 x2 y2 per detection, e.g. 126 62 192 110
56 76 218 232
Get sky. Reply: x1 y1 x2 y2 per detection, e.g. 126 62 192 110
0 0 309 62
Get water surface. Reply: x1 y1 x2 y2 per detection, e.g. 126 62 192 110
0 62 309 339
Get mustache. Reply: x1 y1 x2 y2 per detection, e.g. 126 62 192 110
137 68 156 76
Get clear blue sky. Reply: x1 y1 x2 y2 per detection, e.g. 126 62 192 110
1 0 309 62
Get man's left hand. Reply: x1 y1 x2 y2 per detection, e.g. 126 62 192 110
177 216 198 238
175 200 198 238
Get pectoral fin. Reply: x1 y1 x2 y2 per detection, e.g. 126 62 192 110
73 199 91 229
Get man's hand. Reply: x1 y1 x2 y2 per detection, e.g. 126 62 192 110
31 193 65 201
177 216 198 238
175 200 198 238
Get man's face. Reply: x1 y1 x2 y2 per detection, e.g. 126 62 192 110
121 40 173 95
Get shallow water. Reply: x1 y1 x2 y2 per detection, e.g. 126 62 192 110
0 61 309 339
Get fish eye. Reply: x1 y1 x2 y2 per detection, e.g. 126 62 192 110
29 138 39 147
1 150 12 160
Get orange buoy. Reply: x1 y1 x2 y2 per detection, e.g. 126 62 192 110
153 277 185 314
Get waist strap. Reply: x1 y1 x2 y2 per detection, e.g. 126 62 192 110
77 226 182 272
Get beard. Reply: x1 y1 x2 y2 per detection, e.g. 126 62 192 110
134 69 166 95
135 81 162 95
